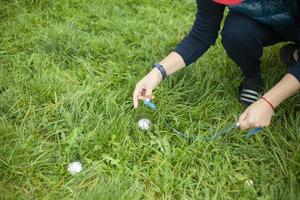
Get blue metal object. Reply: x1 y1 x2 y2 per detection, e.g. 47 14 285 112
244 127 262 138
143 99 157 110
143 99 262 141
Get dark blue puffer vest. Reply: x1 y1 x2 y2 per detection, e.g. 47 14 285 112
229 0 300 27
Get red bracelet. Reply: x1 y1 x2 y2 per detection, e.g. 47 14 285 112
261 96 275 111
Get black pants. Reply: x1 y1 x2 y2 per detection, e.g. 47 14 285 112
221 11 299 82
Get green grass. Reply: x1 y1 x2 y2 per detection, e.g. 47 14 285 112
1 0 300 199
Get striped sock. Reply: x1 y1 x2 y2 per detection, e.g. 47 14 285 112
240 88 260 106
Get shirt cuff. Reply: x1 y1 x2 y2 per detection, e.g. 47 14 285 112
173 44 191 66
173 39 209 67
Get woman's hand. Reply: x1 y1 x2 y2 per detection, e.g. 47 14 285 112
238 99 274 130
133 69 162 108
132 52 186 109
238 74 300 130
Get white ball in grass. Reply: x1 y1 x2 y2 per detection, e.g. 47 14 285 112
138 118 152 130
67 161 83 175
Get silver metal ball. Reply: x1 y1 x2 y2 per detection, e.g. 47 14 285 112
138 118 152 130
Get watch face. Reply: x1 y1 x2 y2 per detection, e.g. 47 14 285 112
212 0 243 5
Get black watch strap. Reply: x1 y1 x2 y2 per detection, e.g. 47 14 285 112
152 63 167 79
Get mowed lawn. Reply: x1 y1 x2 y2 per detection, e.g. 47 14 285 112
1 0 300 199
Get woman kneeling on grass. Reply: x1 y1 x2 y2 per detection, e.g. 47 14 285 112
133 0 300 130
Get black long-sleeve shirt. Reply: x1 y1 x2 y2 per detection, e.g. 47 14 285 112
173 0 300 82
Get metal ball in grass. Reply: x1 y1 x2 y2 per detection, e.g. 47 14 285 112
138 118 152 130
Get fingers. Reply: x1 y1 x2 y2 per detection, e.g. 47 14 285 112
238 111 262 130
145 87 153 99
238 109 252 130
133 85 154 109
237 111 247 125
133 83 145 109
133 88 140 109
239 120 251 130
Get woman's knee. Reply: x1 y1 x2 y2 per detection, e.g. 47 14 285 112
221 27 252 52
221 12 263 53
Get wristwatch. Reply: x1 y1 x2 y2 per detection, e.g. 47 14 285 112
152 63 167 79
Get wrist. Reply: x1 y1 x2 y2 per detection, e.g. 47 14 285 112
152 63 167 79
260 96 275 111
150 68 163 82
261 93 281 109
